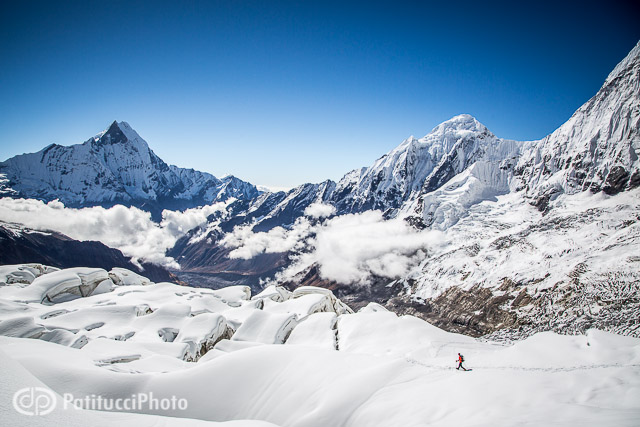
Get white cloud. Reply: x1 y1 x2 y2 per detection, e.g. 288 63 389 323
297 211 441 284
221 217 314 260
304 203 336 219
256 185 293 193
223 209 442 285
0 197 441 284
160 203 228 236
0 198 228 269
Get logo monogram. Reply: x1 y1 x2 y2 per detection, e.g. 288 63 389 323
13 387 57 416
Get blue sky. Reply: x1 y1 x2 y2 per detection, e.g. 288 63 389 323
1 1 639 189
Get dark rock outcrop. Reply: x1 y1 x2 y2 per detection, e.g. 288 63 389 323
0 223 180 284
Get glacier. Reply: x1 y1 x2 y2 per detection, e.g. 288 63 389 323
0 264 639 426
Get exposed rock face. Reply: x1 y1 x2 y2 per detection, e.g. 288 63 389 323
483 271 640 342
389 284 522 337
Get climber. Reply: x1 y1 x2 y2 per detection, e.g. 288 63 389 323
456 353 467 371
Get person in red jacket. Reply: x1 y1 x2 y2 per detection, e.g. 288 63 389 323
457 353 467 371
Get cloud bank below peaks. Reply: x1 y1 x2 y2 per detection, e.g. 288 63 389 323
221 217 315 260
304 202 336 218
222 205 443 286
0 198 229 269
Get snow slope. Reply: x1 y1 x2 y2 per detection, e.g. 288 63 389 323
0 264 639 426
0 347 276 427
410 188 640 298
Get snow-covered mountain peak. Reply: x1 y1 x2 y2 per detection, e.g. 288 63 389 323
429 113 488 135
0 121 259 218
326 115 502 217
604 39 640 87
388 115 493 162
401 115 494 166
413 41 640 223
514 40 640 202
404 115 520 227
92 120 148 148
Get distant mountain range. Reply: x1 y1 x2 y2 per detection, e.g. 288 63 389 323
171 41 640 338
1 41 638 338
0 120 259 219
3 39 637 231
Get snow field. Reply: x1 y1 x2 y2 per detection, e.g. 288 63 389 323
0 264 638 426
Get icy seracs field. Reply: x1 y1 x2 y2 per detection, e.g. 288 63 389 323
1 265 639 426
